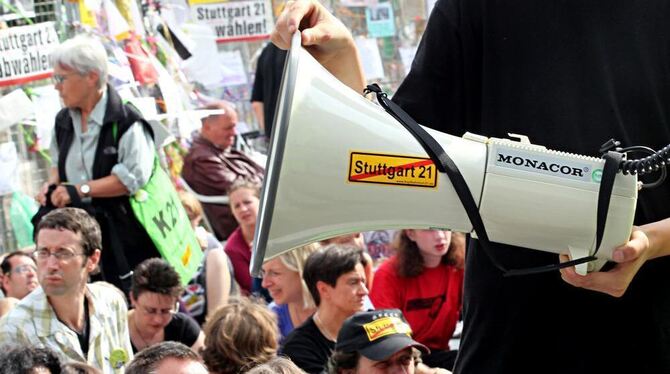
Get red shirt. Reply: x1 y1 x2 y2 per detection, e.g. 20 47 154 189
224 227 252 294
370 256 464 350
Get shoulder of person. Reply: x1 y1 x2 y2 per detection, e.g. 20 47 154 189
88 282 128 307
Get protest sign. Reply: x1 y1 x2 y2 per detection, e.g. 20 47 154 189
0 22 59 87
189 0 273 43
366 2 395 38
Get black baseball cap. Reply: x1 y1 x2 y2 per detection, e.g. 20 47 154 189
335 309 429 361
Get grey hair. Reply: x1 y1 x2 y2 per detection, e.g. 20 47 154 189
277 243 320 309
51 34 108 89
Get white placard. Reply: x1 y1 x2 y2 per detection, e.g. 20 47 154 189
0 89 34 131
220 50 248 86
0 22 59 87
180 23 226 89
190 0 273 43
29 85 61 148
0 142 19 195
341 0 377 7
426 0 437 17
399 46 418 75
354 37 385 81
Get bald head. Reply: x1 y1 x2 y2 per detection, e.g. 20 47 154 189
200 102 238 149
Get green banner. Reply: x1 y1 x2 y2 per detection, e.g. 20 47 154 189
10 191 38 248
130 158 203 285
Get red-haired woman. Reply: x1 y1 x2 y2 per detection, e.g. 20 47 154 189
369 229 465 370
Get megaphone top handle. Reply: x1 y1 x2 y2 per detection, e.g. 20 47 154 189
364 84 621 276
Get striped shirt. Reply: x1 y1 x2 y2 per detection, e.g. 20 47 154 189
0 282 133 373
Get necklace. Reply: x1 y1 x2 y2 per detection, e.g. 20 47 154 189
313 311 336 342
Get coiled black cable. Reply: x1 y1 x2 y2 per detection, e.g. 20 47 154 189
600 139 668 189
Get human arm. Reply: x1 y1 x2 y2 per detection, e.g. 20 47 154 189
559 218 670 297
368 259 402 309
50 174 131 207
36 167 60 206
49 122 154 207
251 101 265 132
205 249 232 318
224 232 253 293
271 0 366 93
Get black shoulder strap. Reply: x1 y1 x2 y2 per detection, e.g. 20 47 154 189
364 84 622 276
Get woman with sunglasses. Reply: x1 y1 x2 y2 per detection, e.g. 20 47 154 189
128 258 205 354
369 229 465 371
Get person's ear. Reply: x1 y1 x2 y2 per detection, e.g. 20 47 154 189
86 71 100 88
316 280 332 301
2 274 10 291
405 229 417 242
86 249 101 272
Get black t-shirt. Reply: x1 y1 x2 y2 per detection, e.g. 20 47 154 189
131 312 201 353
393 1 670 373
280 316 334 374
251 43 288 137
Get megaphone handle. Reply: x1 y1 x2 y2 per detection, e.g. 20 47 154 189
364 84 507 273
364 84 620 276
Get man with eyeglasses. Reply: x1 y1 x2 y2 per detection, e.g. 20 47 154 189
0 207 133 373
1 251 39 300
0 251 39 317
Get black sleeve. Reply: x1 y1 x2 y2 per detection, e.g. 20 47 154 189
392 0 468 137
251 46 267 102
164 312 201 348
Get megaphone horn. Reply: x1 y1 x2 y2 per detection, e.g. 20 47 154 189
251 32 638 276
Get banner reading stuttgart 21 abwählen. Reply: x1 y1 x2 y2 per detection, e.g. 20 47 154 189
0 22 59 87
189 0 273 43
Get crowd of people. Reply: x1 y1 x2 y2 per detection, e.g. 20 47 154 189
0 205 463 373
4 0 670 373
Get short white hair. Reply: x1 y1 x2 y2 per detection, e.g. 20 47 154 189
52 34 108 89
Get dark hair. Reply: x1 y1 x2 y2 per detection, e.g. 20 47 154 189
327 350 360 374
131 258 184 299
35 207 102 257
0 344 62 374
61 361 103 374
394 230 454 277
1 251 34 275
303 245 368 306
202 297 278 374
126 341 202 374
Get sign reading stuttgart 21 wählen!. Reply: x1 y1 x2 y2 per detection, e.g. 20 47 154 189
190 0 273 43
0 22 59 87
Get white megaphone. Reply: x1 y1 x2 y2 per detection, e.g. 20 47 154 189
251 32 638 276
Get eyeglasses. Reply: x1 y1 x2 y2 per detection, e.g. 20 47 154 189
137 302 179 316
52 73 78 84
10 264 37 275
33 248 86 262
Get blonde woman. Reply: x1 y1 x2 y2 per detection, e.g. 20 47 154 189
261 243 320 341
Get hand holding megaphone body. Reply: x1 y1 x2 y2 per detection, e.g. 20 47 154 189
260 0 663 293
